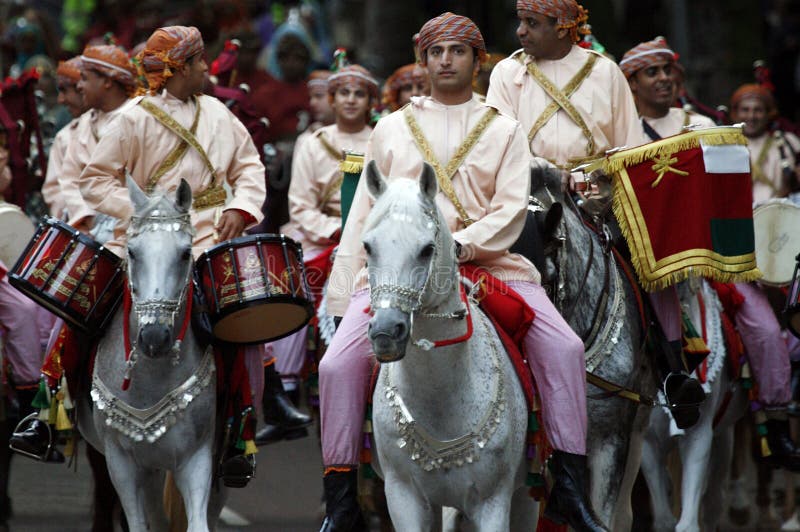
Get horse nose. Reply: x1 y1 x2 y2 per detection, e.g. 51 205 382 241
139 324 172 356
393 321 408 342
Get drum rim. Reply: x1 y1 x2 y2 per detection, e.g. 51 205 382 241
209 295 314 345
39 216 123 265
198 233 302 259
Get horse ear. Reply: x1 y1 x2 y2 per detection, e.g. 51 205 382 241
365 160 387 199
419 162 437 201
542 202 563 240
127 174 148 210
176 179 192 212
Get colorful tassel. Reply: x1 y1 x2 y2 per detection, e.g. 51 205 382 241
55 400 72 431
31 379 51 410
63 433 75 457
244 440 258 456
761 436 772 457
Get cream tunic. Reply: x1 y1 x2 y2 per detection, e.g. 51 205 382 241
283 123 371 258
486 46 647 167
78 91 266 258
642 107 717 139
746 131 800 205
42 117 81 219
326 95 538 316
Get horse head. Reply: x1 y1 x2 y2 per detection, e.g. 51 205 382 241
362 161 459 362
528 164 566 297
125 177 195 358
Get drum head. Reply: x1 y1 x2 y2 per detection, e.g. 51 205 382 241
0 202 34 267
753 200 800 286
212 299 313 344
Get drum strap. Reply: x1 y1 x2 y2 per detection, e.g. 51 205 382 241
403 105 498 227
520 52 598 154
143 100 201 193
139 97 226 211
752 134 778 193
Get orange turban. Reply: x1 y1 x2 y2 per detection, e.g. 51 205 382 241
731 84 777 117
417 12 487 64
516 0 590 43
308 70 332 92
382 64 430 110
619 37 679 79
56 57 82 86
328 65 379 100
137 26 204 93
80 45 137 89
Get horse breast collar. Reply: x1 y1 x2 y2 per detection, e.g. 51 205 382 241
383 309 506 471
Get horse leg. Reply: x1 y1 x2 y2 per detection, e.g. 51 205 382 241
86 442 121 532
141 469 169 532
509 484 538 532
104 442 152 531
468 487 514 532
675 415 714 532
382 476 439 532
609 405 649 532
587 431 630 526
640 410 677 532
173 441 214 532
701 425 734 532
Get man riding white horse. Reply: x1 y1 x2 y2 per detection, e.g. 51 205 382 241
319 12 606 531
623 36 800 470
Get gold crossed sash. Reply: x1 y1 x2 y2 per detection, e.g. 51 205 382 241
404 105 498 227
317 131 343 162
752 133 778 194
139 97 226 210
521 52 598 155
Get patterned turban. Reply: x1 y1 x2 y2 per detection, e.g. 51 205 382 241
137 26 204 93
80 45 137 90
516 0 590 43
619 37 678 79
328 65 379 100
383 64 430 110
56 56 82 86
417 12 487 64
308 70 332 92
731 84 777 117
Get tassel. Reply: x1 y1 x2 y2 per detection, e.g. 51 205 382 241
361 463 376 479
528 412 540 432
761 436 772 457
63 434 75 457
48 400 58 425
60 376 73 410
55 400 73 431
359 448 372 464
31 379 51 410
244 440 258 456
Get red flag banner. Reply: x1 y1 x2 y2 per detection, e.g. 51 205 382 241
603 126 762 291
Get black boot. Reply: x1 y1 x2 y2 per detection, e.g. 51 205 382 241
254 364 312 446
663 371 705 429
319 469 367 532
765 418 800 471
543 451 609 532
9 416 64 463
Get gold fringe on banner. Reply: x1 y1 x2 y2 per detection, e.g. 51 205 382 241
339 152 365 174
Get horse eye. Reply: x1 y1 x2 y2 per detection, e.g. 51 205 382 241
127 249 136 260
364 242 372 256
420 243 435 259
182 249 192 261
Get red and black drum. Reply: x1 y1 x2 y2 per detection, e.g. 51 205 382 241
9 217 125 335
786 253 800 339
196 234 313 344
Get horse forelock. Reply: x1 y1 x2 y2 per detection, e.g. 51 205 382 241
364 178 439 234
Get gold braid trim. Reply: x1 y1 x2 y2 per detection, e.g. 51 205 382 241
751 134 777 193
317 131 343 162
525 53 598 154
602 127 748 175
144 97 201 193
139 97 225 210
403 106 498 227
609 154 761 292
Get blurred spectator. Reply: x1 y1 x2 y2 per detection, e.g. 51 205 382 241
382 63 429 112
474 52 506 98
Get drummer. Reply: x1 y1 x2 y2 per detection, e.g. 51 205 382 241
41 56 88 220
730 83 800 204
259 64 379 446
13 26 266 484
623 38 800 469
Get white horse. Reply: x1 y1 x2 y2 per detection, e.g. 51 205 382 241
77 179 220 532
364 162 536 531
640 280 747 532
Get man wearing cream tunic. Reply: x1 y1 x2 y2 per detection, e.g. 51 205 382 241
78 29 265 259
485 0 645 171
319 13 605 532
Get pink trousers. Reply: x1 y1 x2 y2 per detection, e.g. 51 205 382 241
0 276 46 385
318 281 587 467
648 282 791 405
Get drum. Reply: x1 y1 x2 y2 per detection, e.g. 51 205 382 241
197 234 313 344
8 217 125 335
0 201 34 267
786 254 800 339
753 199 800 286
